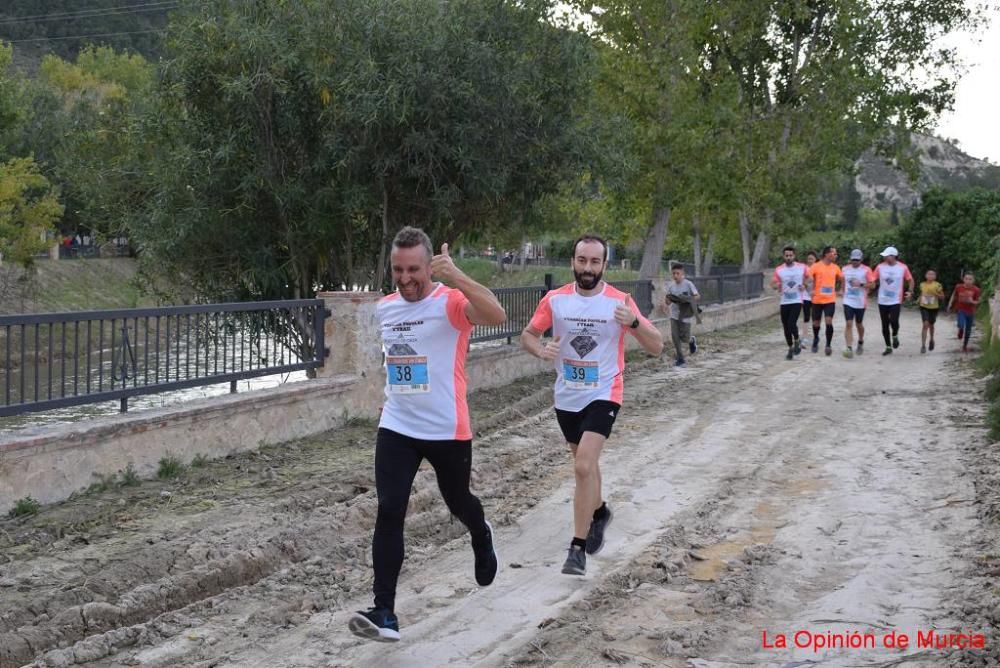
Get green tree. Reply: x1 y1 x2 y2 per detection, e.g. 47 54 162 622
841 178 861 230
900 189 1000 293
130 0 594 363
0 157 63 267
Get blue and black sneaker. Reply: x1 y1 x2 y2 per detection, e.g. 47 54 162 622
585 505 613 555
473 520 500 586
349 607 401 643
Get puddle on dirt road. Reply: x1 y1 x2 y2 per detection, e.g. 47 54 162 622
689 501 781 582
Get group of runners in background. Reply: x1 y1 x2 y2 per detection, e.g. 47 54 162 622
772 245 982 360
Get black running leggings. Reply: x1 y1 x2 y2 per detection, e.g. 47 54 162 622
879 304 901 346
780 304 802 347
372 428 487 612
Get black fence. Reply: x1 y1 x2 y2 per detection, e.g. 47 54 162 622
0 300 326 418
470 272 763 344
689 273 765 304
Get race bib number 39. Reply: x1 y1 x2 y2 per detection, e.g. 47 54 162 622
563 359 599 390
386 355 430 393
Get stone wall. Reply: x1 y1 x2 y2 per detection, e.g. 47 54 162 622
1 291 777 511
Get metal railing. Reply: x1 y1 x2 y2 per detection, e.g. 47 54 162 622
688 273 765 304
470 272 764 344
0 300 326 418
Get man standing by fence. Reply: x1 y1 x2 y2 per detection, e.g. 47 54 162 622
521 234 663 577
665 263 701 367
349 226 505 643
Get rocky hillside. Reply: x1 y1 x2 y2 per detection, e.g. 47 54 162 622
856 133 1000 210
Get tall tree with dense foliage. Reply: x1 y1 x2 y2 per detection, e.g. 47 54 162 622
130 0 594 359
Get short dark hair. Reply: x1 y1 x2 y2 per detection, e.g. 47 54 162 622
806 250 818 259
392 226 433 261
572 234 608 261
821 246 836 257
964 270 975 278
670 262 685 272
782 245 796 254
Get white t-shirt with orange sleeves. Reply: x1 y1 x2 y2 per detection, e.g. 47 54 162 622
528 282 652 412
377 284 474 441
772 262 808 305
842 264 874 309
873 262 913 306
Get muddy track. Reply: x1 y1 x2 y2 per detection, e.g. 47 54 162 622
1 323 765 668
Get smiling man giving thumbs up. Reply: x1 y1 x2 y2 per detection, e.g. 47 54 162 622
521 234 663 577
349 227 506 644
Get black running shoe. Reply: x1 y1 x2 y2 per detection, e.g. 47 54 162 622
689 336 698 355
882 346 892 356
811 340 819 354
472 520 500 586
929 340 935 351
561 544 586 576
892 335 900 349
585 506 614 555
793 339 801 355
824 346 832 356
785 348 794 361
349 608 400 643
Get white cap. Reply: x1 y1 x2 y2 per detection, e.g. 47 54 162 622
849 249 863 261
880 246 899 257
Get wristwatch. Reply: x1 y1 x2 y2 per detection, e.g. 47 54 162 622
630 317 640 329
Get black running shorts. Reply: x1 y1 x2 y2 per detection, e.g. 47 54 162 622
920 307 938 324
811 302 836 321
555 400 620 445
843 305 866 323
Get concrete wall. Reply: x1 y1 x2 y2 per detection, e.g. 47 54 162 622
1 291 777 511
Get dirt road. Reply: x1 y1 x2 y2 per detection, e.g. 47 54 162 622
3 312 996 668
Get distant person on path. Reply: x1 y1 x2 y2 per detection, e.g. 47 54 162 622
665 263 701 367
807 246 843 356
872 246 914 356
349 226 505 643
521 234 663 577
917 270 945 353
840 249 875 358
949 271 981 353
802 250 818 329
771 245 807 360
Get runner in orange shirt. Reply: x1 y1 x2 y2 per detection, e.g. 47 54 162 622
808 246 844 356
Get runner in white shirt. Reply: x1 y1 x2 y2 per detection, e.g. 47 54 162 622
871 246 915 356
350 227 505 643
521 235 663 576
840 249 875 359
771 245 808 360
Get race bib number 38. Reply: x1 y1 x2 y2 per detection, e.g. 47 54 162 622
386 355 430 393
563 359 599 390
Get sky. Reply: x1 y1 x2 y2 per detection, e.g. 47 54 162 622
935 3 1000 163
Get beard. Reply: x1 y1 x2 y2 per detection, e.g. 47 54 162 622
574 268 604 290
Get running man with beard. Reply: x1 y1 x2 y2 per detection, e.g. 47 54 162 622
349 227 504 643
807 246 843 356
771 245 807 360
840 249 875 359
872 246 914 356
521 235 663 576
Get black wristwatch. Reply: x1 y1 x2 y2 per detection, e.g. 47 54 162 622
630 317 640 329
